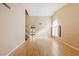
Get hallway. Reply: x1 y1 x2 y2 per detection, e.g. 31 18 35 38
9 38 79 56
1 3 79 56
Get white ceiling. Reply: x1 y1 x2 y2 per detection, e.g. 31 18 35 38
23 3 67 16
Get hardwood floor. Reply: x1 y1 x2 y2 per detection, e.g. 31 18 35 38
9 38 79 56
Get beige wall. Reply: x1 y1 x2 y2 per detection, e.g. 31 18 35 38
53 4 79 49
26 16 51 39
0 4 25 55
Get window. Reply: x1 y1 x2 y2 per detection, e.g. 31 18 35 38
52 17 59 37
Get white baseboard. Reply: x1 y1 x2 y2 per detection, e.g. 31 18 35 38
59 40 79 52
6 41 25 56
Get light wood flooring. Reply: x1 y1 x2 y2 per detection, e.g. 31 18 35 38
9 38 79 56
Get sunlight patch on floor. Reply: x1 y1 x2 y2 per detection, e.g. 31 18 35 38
52 39 60 55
